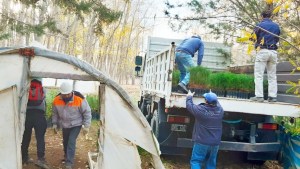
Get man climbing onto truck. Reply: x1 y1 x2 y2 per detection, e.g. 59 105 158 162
175 35 204 93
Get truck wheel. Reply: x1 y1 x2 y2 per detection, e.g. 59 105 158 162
145 104 152 124
151 109 159 138
140 100 148 116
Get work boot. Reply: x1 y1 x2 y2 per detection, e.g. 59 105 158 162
36 159 50 169
268 97 277 102
178 82 188 94
250 97 264 102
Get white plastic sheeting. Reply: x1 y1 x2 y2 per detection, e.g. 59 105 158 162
0 47 165 169
0 54 24 91
30 56 91 78
0 86 21 169
0 53 28 169
96 87 163 169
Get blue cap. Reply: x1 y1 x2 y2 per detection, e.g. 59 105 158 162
203 92 218 103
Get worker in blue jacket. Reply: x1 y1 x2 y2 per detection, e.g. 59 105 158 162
250 10 280 102
186 90 224 169
176 35 204 93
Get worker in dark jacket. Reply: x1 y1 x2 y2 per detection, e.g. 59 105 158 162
250 10 280 102
21 78 50 169
186 90 224 169
176 35 204 93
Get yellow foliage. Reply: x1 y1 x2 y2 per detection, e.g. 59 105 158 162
273 6 281 14
282 41 290 46
237 37 249 42
247 42 255 55
265 0 273 5
283 12 289 19
297 67 300 71
260 37 265 45
284 3 290 9
286 81 296 86
243 30 251 38
251 33 257 41
236 30 255 43
256 46 261 52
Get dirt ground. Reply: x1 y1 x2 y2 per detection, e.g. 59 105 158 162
23 85 283 169
23 124 282 169
23 121 99 169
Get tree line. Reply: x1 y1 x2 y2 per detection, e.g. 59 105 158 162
0 0 155 84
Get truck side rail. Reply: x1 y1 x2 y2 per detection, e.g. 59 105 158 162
142 45 175 98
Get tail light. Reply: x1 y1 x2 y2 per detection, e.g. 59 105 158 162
167 115 190 124
257 123 278 130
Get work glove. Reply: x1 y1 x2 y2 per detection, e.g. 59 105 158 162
53 124 58 134
187 90 195 97
82 126 89 135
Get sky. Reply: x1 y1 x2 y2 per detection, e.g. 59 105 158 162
145 0 191 39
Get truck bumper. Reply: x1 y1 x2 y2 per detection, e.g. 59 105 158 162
177 138 281 152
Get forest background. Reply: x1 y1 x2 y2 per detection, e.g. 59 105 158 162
0 0 299 91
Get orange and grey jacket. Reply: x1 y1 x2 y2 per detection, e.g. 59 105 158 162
52 92 91 129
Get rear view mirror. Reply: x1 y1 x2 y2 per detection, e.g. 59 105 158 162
135 56 143 66
135 66 141 76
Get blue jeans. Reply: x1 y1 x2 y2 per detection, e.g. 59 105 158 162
175 52 196 85
190 143 219 169
62 126 81 166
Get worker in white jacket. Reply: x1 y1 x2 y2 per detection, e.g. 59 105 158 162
52 82 91 169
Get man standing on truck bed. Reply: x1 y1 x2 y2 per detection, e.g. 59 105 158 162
176 35 204 94
250 10 280 102
186 90 224 169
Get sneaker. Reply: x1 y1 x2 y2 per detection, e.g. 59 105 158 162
178 82 188 94
36 159 50 169
65 165 72 169
250 97 264 102
22 158 34 164
268 97 277 102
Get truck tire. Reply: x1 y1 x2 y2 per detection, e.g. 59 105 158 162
151 100 167 142
140 100 148 116
151 109 159 138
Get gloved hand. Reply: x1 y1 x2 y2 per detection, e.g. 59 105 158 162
187 90 195 97
82 127 89 135
53 124 58 134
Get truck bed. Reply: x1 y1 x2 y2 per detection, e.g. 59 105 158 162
167 92 300 118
